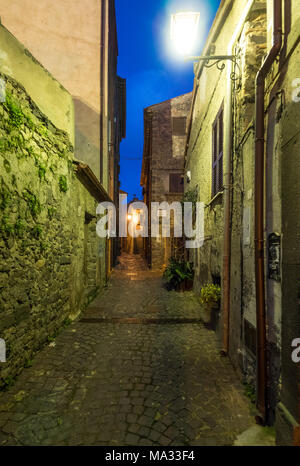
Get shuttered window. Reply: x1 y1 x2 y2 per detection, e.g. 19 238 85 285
172 117 186 136
169 173 184 193
212 105 224 197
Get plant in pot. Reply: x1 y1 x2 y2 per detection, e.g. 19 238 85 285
163 258 194 291
199 284 221 327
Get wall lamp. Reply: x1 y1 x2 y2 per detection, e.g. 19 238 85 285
171 12 240 82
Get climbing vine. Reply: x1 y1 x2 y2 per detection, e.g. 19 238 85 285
38 165 47 181
0 77 73 251
32 224 43 239
22 190 42 219
3 91 24 128
0 73 79 391
182 185 199 205
59 175 68 192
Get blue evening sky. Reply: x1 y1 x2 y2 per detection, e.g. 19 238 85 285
115 0 221 201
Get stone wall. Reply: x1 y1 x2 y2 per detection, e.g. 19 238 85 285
0 0 122 198
272 0 300 445
0 27 105 388
186 0 300 437
143 93 192 269
230 3 267 388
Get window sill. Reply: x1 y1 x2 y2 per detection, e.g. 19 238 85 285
205 190 224 208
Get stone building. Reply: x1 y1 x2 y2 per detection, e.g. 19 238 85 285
112 77 126 264
141 93 192 269
0 0 126 273
0 1 126 387
184 0 300 445
0 23 104 385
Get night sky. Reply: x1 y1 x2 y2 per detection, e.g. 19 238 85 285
116 0 221 201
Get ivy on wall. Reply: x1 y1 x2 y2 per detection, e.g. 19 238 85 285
0 72 103 391
0 75 74 248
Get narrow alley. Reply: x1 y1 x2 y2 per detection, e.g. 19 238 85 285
0 0 299 448
0 254 262 446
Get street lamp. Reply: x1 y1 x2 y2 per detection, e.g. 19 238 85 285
170 12 200 56
171 11 239 80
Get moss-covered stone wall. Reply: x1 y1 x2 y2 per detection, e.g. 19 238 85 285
0 74 105 388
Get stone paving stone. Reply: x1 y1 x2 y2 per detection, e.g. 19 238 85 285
139 426 150 438
125 433 140 445
159 434 172 446
138 438 153 446
0 253 259 446
148 429 161 442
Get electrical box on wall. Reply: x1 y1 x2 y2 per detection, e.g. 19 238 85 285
268 233 281 282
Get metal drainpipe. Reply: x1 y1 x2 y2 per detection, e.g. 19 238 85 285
254 0 282 423
100 0 105 185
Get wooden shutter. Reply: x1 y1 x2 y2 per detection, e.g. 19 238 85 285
212 123 218 197
218 109 223 191
212 105 224 197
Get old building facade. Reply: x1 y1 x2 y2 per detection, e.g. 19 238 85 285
141 93 192 269
0 0 126 273
0 1 126 386
185 0 300 445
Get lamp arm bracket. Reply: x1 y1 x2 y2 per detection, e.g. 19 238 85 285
186 54 241 85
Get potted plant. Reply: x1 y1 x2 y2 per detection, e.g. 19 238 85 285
163 258 194 291
199 284 221 327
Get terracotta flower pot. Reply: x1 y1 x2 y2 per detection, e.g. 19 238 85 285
201 301 220 326
177 278 194 292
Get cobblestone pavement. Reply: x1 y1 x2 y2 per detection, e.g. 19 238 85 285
0 253 259 446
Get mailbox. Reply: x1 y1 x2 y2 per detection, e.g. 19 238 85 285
0 338 6 363
268 233 281 281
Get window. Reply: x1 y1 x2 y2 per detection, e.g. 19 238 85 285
169 173 184 193
172 117 186 136
212 105 224 197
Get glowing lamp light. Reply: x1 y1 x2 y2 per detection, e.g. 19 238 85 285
127 212 140 224
170 11 200 56
133 212 139 225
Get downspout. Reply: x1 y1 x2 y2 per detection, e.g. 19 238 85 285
255 0 282 423
222 0 255 354
100 1 107 279
100 0 106 185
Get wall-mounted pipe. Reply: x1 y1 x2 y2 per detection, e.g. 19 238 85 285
100 0 105 184
255 0 282 423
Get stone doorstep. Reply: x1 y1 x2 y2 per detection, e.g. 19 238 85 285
79 317 203 325
233 425 276 446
